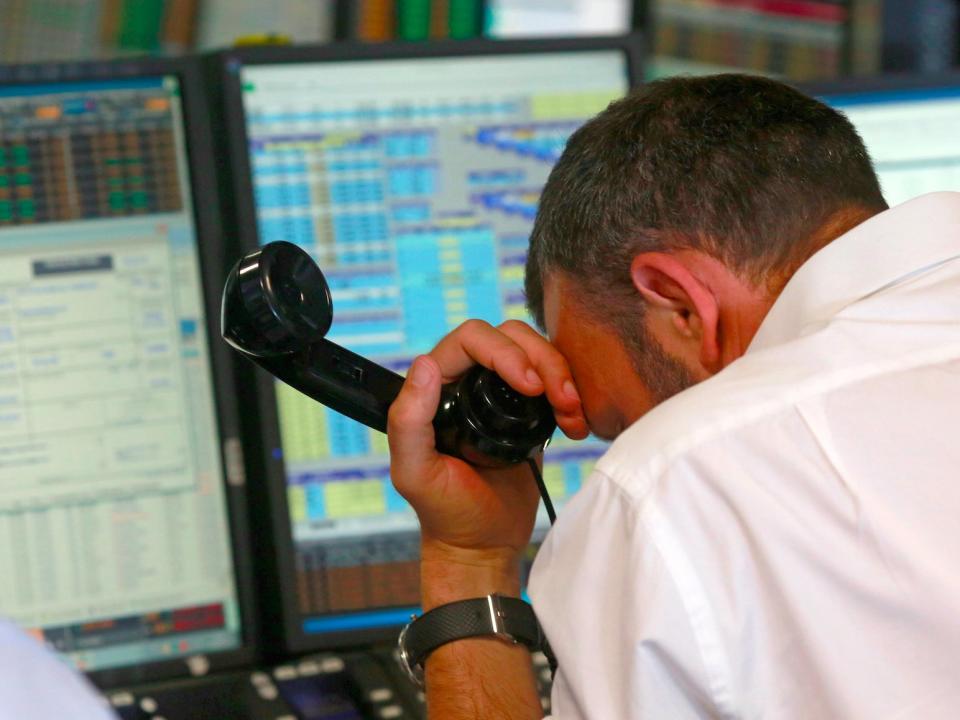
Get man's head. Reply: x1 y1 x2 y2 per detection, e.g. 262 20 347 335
525 74 888 439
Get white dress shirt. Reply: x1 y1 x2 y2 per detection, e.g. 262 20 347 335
529 192 960 719
0 619 116 719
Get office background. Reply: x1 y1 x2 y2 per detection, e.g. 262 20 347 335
1 0 959 78
1 2 959 719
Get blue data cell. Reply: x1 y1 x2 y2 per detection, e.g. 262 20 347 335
258 216 315 245
305 484 326 520
329 180 385 205
467 168 526 186
254 182 311 209
327 159 382 172
384 481 411 514
563 463 585 497
180 318 197 342
326 409 371 457
385 131 434 158
332 213 388 243
252 160 308 176
332 296 396 314
390 204 431 223
395 224 504 348
387 165 437 198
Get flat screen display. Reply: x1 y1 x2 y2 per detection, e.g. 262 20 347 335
237 48 632 637
0 75 243 671
822 84 960 204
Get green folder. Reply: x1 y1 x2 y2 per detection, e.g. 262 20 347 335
118 0 166 52
398 0 431 40
449 0 483 39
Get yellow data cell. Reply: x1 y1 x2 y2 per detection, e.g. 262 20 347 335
444 300 467 313
531 90 622 120
504 304 528 321
324 479 386 518
370 429 390 457
276 383 330 462
500 266 524 282
446 313 468 326
438 236 460 247
287 486 307 523
145 97 170 112
580 460 597 480
436 216 479 228
439 249 462 262
543 464 566 500
35 105 61 120
440 262 464 274
442 287 466 299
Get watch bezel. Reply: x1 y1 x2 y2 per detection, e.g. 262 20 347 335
397 617 426 688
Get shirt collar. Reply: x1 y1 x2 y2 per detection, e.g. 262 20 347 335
748 192 960 353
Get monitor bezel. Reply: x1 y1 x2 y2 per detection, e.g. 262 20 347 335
0 56 259 689
214 35 644 655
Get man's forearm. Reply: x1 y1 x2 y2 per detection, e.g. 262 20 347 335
420 550 543 720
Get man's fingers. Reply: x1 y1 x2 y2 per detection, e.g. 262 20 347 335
497 320 589 439
430 318 589 440
387 355 445 497
497 319 580 409
430 319 544 395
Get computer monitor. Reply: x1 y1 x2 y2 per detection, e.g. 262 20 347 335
0 58 256 688
215 36 642 653
809 73 960 205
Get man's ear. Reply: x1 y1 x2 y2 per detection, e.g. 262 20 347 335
630 252 721 372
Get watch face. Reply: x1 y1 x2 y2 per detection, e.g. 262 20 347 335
397 621 426 689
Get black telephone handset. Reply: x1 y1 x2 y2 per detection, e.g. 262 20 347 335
221 241 556 468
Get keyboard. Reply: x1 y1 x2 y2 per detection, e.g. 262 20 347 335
105 646 553 719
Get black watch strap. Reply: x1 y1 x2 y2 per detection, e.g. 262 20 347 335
401 594 543 673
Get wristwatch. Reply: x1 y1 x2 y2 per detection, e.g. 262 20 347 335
396 593 544 688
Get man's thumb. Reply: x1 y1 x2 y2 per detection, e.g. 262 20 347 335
387 355 443 477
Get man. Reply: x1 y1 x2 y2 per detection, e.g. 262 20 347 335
386 74 960 718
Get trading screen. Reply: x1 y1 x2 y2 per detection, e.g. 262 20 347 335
239 50 630 634
824 85 960 204
0 76 242 670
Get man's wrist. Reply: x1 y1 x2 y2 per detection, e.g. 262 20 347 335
420 541 522 611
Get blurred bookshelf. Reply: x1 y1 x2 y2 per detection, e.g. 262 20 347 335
649 0 960 80
0 0 202 62
0 0 956 81
334 0 487 41
650 0 863 80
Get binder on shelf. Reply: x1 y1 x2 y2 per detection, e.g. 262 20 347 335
398 0 432 40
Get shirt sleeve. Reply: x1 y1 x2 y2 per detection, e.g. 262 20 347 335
0 619 117 720
529 472 721 720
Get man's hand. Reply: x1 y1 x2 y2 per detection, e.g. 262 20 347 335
387 319 587 719
388 318 587 571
